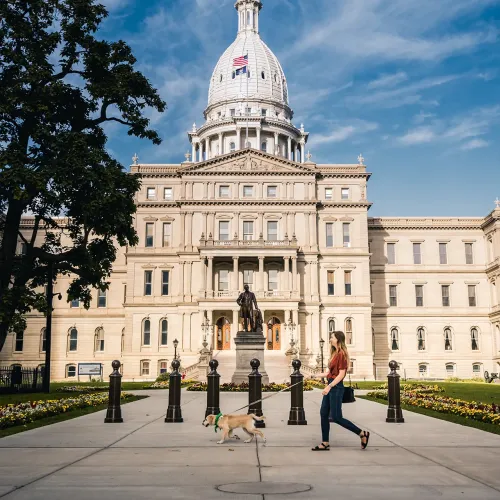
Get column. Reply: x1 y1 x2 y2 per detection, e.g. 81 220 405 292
209 212 215 237
207 257 214 293
203 183 208 199
259 256 265 292
291 212 296 236
294 142 298 162
188 182 194 198
310 260 318 299
287 136 292 160
287 212 293 236
284 257 290 291
218 132 223 155
180 212 186 250
256 128 261 151
199 141 204 162
300 141 305 164
292 309 299 346
274 132 279 155
210 183 215 199
186 212 193 248
234 211 240 238
304 212 310 249
309 182 315 200
258 183 263 198
310 212 317 247
179 261 185 300
206 137 210 160
236 128 241 150
234 182 240 200
192 142 196 163
232 308 240 337
201 257 207 296
186 261 193 301
258 212 264 238
233 257 239 291
181 182 186 199
202 212 208 236
291 257 297 291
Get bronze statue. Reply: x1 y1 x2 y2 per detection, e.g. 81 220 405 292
237 284 259 332
254 308 264 334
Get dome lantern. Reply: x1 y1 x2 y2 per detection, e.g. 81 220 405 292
235 0 263 35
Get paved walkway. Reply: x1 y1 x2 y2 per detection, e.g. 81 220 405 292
1 389 500 499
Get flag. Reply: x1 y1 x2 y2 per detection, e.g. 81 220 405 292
233 55 248 67
235 66 247 76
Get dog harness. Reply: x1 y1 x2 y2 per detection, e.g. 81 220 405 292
214 412 223 433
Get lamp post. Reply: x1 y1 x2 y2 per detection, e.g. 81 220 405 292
319 337 325 382
201 317 212 350
173 338 179 360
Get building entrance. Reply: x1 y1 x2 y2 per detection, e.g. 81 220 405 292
216 317 231 350
267 317 281 350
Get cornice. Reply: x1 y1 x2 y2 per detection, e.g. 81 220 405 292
368 217 484 231
320 201 373 209
137 200 319 208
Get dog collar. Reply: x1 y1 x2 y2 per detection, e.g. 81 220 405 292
214 412 223 433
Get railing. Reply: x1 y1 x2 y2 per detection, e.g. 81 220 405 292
199 290 298 300
0 366 44 394
200 235 298 249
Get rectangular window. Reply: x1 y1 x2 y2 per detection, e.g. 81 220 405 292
267 185 277 198
243 221 254 241
342 223 350 248
387 243 396 265
219 270 229 291
70 299 79 308
162 271 170 296
344 271 352 296
15 332 24 352
325 188 333 200
415 285 423 307
145 223 154 248
261 109 267 116
162 223 172 247
465 243 473 264
246 107 251 115
144 271 152 296
327 271 335 296
146 187 156 200
243 270 253 287
243 185 253 197
341 188 350 200
267 221 278 241
268 269 278 291
141 361 150 376
326 223 334 248
413 243 422 264
97 289 107 308
219 185 230 198
164 187 173 200
219 221 230 241
389 285 398 306
439 243 448 265
230 109 235 116
441 285 450 307
468 285 476 307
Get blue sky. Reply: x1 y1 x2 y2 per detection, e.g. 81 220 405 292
97 0 500 217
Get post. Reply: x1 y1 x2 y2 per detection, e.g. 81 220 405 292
165 359 183 423
205 359 221 418
288 359 307 425
105 360 123 423
386 360 404 423
43 261 54 393
248 359 265 428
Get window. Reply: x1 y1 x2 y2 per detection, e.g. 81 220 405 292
344 271 352 296
439 243 448 264
40 328 46 352
230 109 235 116
341 188 350 200
390 328 399 351
70 298 79 308
162 271 170 296
69 328 78 351
163 223 172 247
413 243 422 264
164 187 173 200
219 270 229 291
389 285 397 306
472 363 481 376
267 221 278 241
328 319 335 337
145 223 154 248
471 327 479 351
468 285 476 307
419 364 428 377
97 289 106 308
219 221 230 241
327 271 335 295
325 188 333 200
441 285 450 307
144 270 152 296
445 363 455 377
267 185 277 198
141 360 150 376
387 243 396 265
143 320 151 346
243 185 253 197
444 327 453 351
219 185 230 198
160 320 168 346
345 318 353 344
243 221 254 241
230 142 236 152
261 107 267 115
245 107 251 115
417 327 426 351
243 269 253 287
146 187 156 200
95 328 105 352
326 223 334 248
465 243 473 264
415 285 424 307
20 242 27 256
66 365 76 378
159 360 169 374
14 331 24 352
342 223 350 248
268 269 278 291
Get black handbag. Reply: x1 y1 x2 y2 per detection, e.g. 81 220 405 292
342 375 356 403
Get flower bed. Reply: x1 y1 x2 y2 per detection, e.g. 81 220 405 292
187 381 316 392
373 383 444 394
56 386 108 393
0 393 133 430
144 379 197 389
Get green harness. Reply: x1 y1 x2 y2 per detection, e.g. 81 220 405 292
214 412 223 433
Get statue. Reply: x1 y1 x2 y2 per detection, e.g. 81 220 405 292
254 308 264 334
236 284 258 332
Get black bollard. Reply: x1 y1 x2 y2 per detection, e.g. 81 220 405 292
104 360 123 423
165 359 183 423
248 358 265 428
205 359 221 418
288 359 307 425
386 360 405 423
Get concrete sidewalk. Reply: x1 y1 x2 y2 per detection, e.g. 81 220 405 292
0 389 499 499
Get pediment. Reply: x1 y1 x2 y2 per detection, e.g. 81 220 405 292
180 149 316 175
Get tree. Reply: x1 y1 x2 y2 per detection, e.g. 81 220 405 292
0 0 166 350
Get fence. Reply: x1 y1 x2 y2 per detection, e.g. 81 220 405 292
0 366 45 394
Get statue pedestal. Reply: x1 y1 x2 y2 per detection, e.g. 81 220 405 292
231 331 269 385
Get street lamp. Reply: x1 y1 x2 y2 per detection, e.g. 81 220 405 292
173 338 179 360
319 338 326 382
201 317 212 349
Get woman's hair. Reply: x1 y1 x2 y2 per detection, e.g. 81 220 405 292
330 331 350 366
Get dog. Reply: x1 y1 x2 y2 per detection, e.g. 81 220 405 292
203 413 266 445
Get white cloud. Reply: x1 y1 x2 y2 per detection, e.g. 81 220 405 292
367 72 408 89
413 111 436 124
461 139 489 150
100 0 129 12
399 127 436 145
308 121 378 147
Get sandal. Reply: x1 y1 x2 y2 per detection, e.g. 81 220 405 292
312 443 330 451
360 431 370 450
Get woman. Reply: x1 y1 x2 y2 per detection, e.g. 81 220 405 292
312 331 370 451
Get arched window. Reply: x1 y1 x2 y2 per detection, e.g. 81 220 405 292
345 318 353 345
444 327 453 351
40 328 46 353
418 363 428 378
390 328 399 351
471 327 479 351
159 360 169 375
328 319 335 338
66 364 76 378
160 319 168 346
140 360 150 376
261 71 265 79
14 331 24 352
94 327 105 352
417 327 426 351
261 141 267 152
143 319 151 346
445 363 455 377
68 328 78 352
230 142 236 152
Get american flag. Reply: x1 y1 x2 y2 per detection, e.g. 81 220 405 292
233 55 248 67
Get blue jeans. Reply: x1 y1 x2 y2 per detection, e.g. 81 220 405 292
320 380 361 442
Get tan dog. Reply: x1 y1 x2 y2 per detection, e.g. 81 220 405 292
203 413 266 444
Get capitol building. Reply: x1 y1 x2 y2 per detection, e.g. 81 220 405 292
3 0 500 382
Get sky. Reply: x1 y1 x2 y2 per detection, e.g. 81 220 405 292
96 0 500 217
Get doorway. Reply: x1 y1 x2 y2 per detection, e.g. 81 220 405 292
267 317 281 350
216 317 231 350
